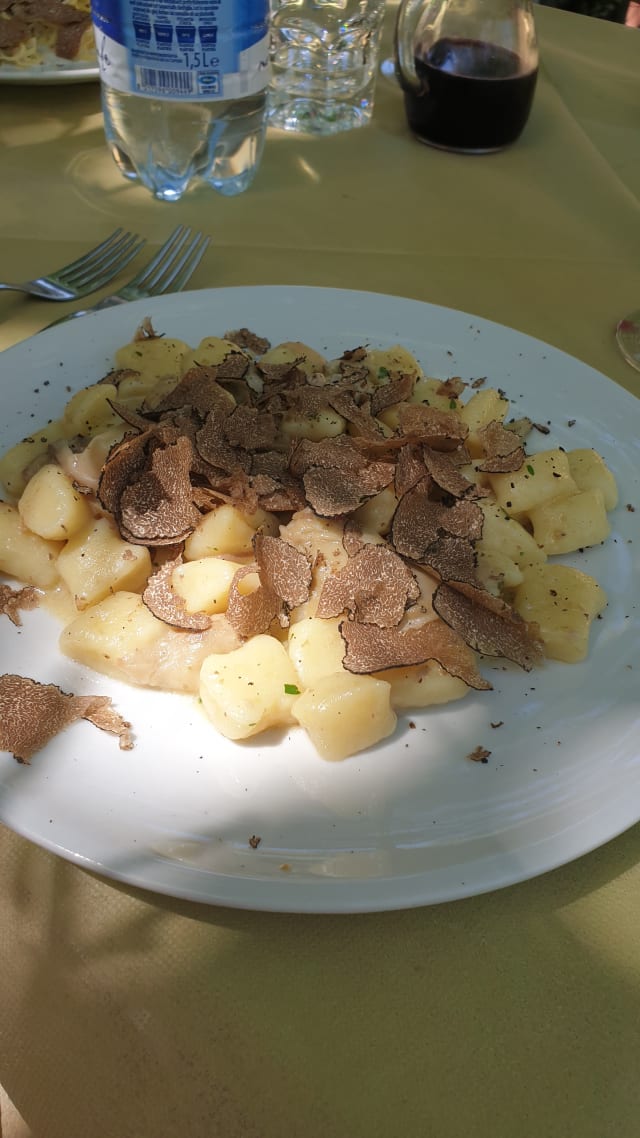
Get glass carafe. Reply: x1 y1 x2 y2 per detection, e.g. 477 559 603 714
394 0 539 153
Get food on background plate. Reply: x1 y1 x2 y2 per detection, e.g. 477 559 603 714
0 322 618 762
0 0 95 68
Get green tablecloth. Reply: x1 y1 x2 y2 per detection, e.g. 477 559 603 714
0 8 639 1136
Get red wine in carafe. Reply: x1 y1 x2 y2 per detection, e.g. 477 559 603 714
404 37 538 152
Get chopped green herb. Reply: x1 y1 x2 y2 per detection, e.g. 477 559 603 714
526 464 535 476
377 366 389 379
449 399 457 410
284 683 300 695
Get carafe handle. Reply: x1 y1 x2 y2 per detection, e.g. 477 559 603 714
394 0 427 94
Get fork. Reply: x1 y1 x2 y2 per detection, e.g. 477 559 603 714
0 229 146 301
43 226 211 328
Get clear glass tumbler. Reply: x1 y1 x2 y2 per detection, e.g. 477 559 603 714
394 0 539 153
268 0 386 133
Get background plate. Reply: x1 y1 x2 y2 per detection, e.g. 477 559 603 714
0 286 638 912
0 60 98 85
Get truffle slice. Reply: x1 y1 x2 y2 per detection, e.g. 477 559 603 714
215 351 251 381
340 346 368 363
293 436 394 516
226 537 312 636
303 467 385 517
419 536 478 586
370 372 415 416
252 450 289 479
289 435 366 478
440 499 485 541
422 446 478 498
342 519 365 557
507 417 534 443
249 473 280 498
335 362 370 386
476 420 526 474
224 406 277 451
391 481 444 560
195 408 249 474
81 704 134 751
250 457 305 512
0 583 39 627
391 482 483 563
225 470 262 515
224 328 271 355
107 400 154 432
339 619 491 690
253 535 312 609
257 358 304 383
317 544 420 627
433 582 543 671
153 366 236 418
398 404 468 450
225 565 279 638
255 478 307 514
0 674 133 763
284 386 330 420
142 551 211 631
326 390 385 440
119 436 200 545
97 429 151 516
394 444 428 499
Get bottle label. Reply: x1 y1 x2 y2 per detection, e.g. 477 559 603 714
91 0 270 100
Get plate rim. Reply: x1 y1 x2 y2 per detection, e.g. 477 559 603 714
0 60 99 85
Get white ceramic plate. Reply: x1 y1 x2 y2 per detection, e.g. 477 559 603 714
0 60 98 85
0 286 638 913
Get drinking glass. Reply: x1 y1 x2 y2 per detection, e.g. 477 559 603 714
268 0 386 133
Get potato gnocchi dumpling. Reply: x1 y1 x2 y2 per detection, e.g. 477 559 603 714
513 564 607 663
292 673 397 761
17 463 92 541
200 635 299 741
0 501 62 588
0 326 619 762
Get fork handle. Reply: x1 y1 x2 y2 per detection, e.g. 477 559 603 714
87 295 131 312
0 282 72 301
40 294 130 331
0 283 30 293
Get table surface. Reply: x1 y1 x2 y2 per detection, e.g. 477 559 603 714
1 8 640 1138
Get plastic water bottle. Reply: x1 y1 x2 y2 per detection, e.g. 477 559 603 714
90 0 270 202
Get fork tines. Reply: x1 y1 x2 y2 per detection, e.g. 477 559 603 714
126 225 211 295
58 229 144 290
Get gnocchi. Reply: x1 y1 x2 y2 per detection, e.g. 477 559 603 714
0 324 619 763
17 463 93 541
292 673 397 761
513 564 607 663
199 635 299 740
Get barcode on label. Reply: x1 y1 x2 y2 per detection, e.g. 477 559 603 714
135 67 197 94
